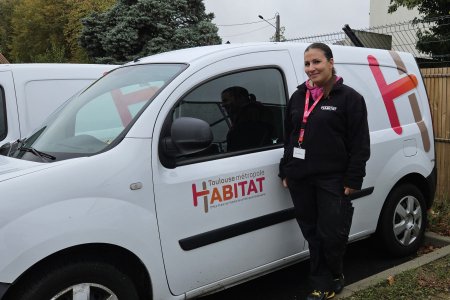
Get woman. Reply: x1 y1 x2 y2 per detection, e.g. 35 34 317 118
279 43 370 300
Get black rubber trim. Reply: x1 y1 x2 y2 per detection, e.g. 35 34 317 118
426 166 437 208
0 282 10 300
179 187 374 251
179 208 296 251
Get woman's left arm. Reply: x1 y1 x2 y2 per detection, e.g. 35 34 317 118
344 91 371 190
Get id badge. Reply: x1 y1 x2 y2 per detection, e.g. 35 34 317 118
293 147 306 159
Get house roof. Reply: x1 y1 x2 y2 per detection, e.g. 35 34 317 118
0 52 10 64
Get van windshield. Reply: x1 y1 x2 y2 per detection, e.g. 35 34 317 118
11 63 185 162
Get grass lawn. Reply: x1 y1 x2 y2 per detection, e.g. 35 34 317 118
342 254 450 299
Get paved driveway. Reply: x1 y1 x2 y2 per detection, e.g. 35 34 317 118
200 237 415 299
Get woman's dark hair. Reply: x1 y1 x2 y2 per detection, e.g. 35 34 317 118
305 42 336 75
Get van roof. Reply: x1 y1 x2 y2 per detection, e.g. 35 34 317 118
133 42 415 70
0 63 119 81
134 43 278 64
0 63 117 71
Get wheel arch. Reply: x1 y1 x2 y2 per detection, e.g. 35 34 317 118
3 243 152 300
395 173 433 208
377 172 431 230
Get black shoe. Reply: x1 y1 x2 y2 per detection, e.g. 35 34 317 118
333 274 345 294
306 290 335 300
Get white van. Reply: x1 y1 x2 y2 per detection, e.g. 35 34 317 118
0 63 117 149
0 43 436 300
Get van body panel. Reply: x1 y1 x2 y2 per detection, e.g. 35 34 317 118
0 138 167 284
0 43 436 300
0 156 49 181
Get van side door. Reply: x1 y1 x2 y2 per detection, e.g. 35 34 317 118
152 50 307 295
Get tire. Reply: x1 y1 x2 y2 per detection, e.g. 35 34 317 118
9 260 140 300
377 183 427 257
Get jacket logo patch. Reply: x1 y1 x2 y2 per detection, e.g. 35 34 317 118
321 105 337 111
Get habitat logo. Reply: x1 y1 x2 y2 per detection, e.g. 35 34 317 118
368 52 430 152
191 170 266 213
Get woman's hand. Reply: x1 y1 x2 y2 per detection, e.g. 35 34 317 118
282 178 288 188
344 187 356 196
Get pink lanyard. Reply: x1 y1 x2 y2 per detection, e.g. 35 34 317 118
298 90 323 145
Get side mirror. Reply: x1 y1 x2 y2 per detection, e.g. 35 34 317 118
162 117 213 157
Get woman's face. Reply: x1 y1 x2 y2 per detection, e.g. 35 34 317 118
304 48 334 87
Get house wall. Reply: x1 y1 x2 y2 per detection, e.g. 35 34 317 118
0 53 9 64
370 0 419 26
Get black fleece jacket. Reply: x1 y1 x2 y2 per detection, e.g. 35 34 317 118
279 78 370 190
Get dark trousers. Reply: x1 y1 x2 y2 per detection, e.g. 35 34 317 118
287 175 354 291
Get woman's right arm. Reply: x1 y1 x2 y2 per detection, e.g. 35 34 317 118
279 91 296 181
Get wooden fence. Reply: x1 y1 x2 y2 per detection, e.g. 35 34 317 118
421 67 450 198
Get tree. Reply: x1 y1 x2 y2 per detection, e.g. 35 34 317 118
388 0 450 59
0 0 19 58
79 0 221 64
9 0 71 62
65 0 116 62
0 0 115 63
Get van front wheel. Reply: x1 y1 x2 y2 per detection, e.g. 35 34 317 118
8 260 140 300
377 184 427 257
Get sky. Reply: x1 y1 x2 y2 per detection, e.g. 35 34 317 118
203 0 370 43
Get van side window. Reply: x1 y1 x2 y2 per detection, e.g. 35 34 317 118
0 87 6 140
170 68 287 161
